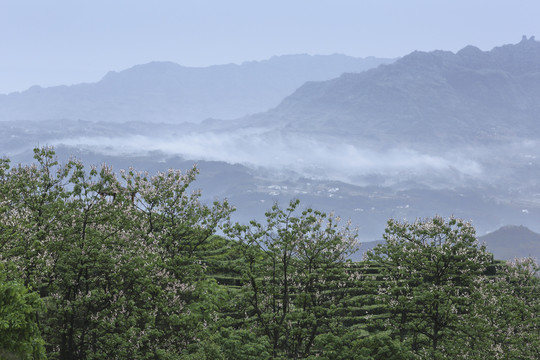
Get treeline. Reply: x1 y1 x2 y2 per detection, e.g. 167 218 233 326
0 148 539 360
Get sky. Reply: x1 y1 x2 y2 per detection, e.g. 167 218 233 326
1 0 539 94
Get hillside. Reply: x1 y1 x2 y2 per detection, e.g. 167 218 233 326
0 55 393 123
253 36 540 146
479 225 540 260
3 38 540 249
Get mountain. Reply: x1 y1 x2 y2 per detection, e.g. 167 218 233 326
0 55 393 124
180 37 540 193
3 39 540 248
242 35 540 147
479 225 540 260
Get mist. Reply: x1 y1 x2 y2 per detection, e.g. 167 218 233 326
52 128 484 187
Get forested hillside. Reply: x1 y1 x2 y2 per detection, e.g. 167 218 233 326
1 150 538 359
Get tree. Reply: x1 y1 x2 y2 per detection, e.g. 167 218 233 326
0 263 46 359
227 199 358 359
0 147 233 359
461 257 540 359
309 332 413 360
366 217 493 359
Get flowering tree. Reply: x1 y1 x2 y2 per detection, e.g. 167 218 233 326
0 148 233 359
366 217 493 359
227 199 358 358
461 257 540 359
0 263 46 359
4 149 538 359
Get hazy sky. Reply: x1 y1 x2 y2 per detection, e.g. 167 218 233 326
1 0 539 94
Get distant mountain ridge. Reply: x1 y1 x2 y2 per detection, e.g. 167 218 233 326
0 54 394 123
478 225 540 260
3 38 540 248
245 36 540 147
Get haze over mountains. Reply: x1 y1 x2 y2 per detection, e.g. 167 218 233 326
269 36 540 145
2 37 540 259
205 35 540 148
145 36 540 190
0 54 393 123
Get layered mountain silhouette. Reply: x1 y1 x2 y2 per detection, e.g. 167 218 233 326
0 55 393 123
2 38 540 246
237 36 540 147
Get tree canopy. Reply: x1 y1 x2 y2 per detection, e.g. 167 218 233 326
0 263 46 360
226 199 358 358
0 148 539 359
0 148 233 359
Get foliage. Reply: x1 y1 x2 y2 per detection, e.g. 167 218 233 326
460 257 540 359
309 332 412 360
366 217 493 359
2 148 540 359
0 147 233 359
179 327 271 360
0 263 46 360
226 199 358 358
351 334 413 360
